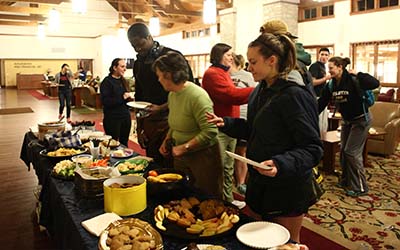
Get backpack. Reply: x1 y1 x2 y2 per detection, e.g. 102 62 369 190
328 74 375 118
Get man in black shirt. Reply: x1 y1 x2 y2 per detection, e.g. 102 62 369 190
127 23 193 166
309 48 331 133
309 48 331 97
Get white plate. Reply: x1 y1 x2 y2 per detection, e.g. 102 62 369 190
180 244 225 250
127 101 151 109
236 221 290 249
225 151 272 170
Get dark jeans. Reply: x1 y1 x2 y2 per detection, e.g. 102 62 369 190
340 114 371 192
58 89 72 118
103 116 131 147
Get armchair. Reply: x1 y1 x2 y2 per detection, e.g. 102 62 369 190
368 101 400 156
81 86 102 109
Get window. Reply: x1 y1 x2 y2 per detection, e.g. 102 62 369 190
357 0 375 11
182 27 213 39
352 41 400 85
379 0 399 8
185 54 210 80
299 3 334 21
322 5 334 16
352 0 399 12
304 8 317 19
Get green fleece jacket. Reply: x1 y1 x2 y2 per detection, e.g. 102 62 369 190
167 82 218 148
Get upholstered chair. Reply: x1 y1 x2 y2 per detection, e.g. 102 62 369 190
368 101 400 156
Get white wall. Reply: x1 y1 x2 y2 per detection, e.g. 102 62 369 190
97 35 135 79
298 1 400 57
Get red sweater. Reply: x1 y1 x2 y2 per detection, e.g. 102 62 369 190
202 66 254 118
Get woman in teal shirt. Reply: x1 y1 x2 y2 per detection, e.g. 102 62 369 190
154 52 223 199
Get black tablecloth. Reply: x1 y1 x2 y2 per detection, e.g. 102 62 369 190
20 132 253 250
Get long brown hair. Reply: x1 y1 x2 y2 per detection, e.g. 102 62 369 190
248 33 296 79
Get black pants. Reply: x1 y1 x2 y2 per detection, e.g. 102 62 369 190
58 89 72 118
103 116 131 147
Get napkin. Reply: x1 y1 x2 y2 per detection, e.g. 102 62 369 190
81 212 122 236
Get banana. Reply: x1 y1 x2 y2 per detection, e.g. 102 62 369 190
157 173 183 182
200 229 216 237
156 221 166 231
216 225 231 234
186 224 204 234
230 214 240 224
155 210 163 222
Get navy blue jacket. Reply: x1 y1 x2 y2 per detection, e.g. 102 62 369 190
222 78 323 214
100 75 130 120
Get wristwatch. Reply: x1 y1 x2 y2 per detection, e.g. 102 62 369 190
184 143 190 151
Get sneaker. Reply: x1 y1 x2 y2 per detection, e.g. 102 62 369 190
231 200 246 209
237 184 247 195
346 190 368 197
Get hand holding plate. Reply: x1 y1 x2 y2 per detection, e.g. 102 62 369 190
253 159 277 177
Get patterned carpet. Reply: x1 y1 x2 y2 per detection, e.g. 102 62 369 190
304 147 400 250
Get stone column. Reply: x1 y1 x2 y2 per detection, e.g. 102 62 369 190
262 0 300 36
218 0 300 56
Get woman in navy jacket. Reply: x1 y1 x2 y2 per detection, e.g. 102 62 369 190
100 58 132 146
207 33 323 243
318 57 379 197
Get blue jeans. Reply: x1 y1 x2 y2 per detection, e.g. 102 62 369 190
58 89 72 118
339 114 371 192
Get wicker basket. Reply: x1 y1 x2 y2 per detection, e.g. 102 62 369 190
38 121 65 141
74 168 111 198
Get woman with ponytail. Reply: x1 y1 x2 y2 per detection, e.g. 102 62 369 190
207 33 323 242
318 57 379 197
100 58 133 146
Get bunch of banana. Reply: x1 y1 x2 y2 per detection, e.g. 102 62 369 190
186 211 240 236
147 173 183 183
154 205 169 231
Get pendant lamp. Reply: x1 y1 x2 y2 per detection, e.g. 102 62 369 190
203 0 217 24
149 17 160 36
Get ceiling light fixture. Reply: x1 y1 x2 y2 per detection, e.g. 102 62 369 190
203 0 217 24
149 17 160 36
72 0 87 14
48 8 60 32
37 23 46 39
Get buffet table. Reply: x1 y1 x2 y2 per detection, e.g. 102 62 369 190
20 131 254 250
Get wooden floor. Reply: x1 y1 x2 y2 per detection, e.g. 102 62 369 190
0 88 102 249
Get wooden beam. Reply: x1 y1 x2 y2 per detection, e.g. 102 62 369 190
0 5 51 15
0 20 38 26
13 0 64 4
0 14 46 22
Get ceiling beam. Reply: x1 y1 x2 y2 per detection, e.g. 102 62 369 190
13 0 64 4
0 5 51 15
0 20 38 26
0 14 46 22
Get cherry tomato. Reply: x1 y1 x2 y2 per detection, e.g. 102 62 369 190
148 170 158 177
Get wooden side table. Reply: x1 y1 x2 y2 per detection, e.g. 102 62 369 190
321 131 341 174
